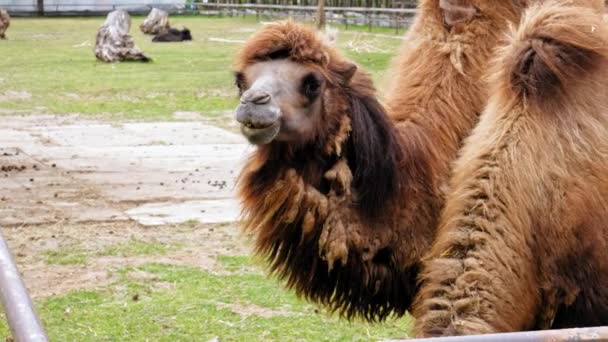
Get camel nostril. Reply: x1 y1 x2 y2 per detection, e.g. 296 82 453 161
253 94 271 105
242 90 271 105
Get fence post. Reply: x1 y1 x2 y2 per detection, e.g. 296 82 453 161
317 0 326 29
36 0 43 16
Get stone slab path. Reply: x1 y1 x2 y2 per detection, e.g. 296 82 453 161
0 115 251 226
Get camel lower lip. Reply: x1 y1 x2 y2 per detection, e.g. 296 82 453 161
240 122 280 145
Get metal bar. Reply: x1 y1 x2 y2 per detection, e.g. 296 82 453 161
395 326 608 342
0 229 48 342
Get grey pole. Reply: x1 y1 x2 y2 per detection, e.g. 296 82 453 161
0 229 48 342
390 326 608 342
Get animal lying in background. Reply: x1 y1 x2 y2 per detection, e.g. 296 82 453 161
152 28 192 42
0 8 10 40
140 8 170 35
413 0 608 336
234 0 529 323
94 10 150 63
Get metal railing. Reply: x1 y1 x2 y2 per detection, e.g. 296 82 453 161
398 326 608 341
0 229 48 342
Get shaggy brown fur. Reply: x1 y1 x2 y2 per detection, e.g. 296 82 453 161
236 0 529 322
94 10 150 63
0 8 9 40
413 0 608 336
237 21 412 321
140 8 170 35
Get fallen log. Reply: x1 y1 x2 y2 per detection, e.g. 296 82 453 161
94 10 150 63
140 8 170 35
0 8 9 40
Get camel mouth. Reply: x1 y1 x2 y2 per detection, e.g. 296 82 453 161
240 121 281 145
235 102 282 145
242 121 274 130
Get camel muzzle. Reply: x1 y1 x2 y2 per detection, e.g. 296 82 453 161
234 101 281 145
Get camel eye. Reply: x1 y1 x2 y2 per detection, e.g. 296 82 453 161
234 72 246 94
301 72 323 101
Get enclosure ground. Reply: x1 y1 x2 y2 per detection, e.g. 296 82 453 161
0 16 410 341
0 116 411 341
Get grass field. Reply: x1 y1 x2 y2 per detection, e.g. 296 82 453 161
0 16 402 121
0 221 412 341
0 16 411 341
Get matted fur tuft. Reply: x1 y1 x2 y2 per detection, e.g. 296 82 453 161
495 0 608 108
236 21 331 69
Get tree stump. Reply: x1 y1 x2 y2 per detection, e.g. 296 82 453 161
94 10 150 63
0 9 10 40
140 8 170 35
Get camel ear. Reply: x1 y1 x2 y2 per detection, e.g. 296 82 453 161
439 0 477 27
339 62 357 85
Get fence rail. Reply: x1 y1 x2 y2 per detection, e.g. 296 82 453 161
397 326 608 342
1 2 417 30
195 3 416 14
193 2 417 31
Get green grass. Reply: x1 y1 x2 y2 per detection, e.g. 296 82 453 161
218 255 252 273
44 247 89 265
0 16 402 120
100 239 176 257
43 239 177 265
0 262 411 341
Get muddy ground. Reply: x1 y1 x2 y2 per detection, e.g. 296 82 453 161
0 114 254 298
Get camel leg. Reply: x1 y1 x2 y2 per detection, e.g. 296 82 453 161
412 170 541 336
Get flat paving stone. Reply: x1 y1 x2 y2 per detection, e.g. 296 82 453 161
28 122 246 147
126 199 240 226
0 115 251 226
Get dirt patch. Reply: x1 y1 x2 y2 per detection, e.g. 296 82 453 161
3 221 252 298
0 91 32 102
173 111 202 120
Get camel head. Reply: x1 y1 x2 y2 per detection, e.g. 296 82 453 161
233 21 359 148
235 58 338 145
234 20 407 220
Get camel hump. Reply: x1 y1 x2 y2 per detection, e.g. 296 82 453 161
502 0 608 103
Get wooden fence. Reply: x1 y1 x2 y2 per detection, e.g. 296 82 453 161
194 2 418 31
